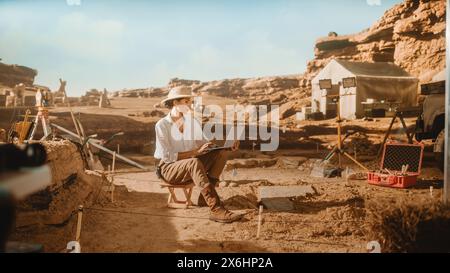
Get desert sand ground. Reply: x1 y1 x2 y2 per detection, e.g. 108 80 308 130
8 96 445 253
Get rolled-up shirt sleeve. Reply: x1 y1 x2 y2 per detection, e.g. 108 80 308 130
154 122 178 163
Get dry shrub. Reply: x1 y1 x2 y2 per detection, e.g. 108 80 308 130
365 198 450 253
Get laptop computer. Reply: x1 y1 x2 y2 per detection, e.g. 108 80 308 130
205 129 245 152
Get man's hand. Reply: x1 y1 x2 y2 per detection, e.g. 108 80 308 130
231 140 240 152
178 142 214 160
196 142 214 156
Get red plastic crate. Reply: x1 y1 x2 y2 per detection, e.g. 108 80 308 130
368 141 424 189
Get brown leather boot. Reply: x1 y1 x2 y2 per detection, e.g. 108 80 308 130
201 183 242 223
207 176 220 185
196 177 220 207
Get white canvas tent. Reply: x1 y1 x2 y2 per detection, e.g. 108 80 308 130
311 59 419 119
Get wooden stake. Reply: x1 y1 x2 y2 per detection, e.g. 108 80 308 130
111 176 115 203
112 152 116 173
112 153 116 203
117 144 120 155
345 167 350 183
430 186 434 198
75 205 84 242
107 164 115 202
256 205 263 239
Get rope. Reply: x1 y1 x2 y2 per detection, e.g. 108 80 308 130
83 206 365 224
84 176 365 224
85 207 212 220
48 174 364 252
47 197 362 252
112 176 160 183
56 233 353 249
57 207 357 250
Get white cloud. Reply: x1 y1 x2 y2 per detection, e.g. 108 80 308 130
367 0 382 6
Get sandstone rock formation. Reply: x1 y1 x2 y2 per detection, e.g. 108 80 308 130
168 77 200 88
0 62 54 108
16 140 106 227
0 62 37 87
111 87 169 98
306 0 446 83
44 140 85 191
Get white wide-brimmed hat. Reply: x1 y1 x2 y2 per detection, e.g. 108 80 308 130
161 86 194 106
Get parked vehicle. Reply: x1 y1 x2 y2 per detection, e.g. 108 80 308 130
415 71 446 171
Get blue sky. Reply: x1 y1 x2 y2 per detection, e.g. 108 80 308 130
0 0 402 96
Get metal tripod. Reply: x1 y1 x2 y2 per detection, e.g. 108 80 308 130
28 106 52 141
323 94 368 172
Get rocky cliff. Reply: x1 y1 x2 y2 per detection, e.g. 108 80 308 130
307 0 446 82
0 62 37 88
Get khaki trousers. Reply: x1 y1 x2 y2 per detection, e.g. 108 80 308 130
159 150 228 188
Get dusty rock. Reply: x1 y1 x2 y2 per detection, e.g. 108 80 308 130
0 62 37 87
347 132 378 156
278 101 298 119
15 140 106 227
225 158 278 170
141 110 165 118
270 93 287 104
276 156 308 169
43 140 85 191
17 171 105 227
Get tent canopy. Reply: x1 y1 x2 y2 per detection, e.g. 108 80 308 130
335 59 414 78
311 59 419 119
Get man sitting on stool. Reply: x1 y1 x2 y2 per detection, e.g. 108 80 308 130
154 86 242 223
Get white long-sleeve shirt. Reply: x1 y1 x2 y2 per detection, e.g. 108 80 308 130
154 113 208 163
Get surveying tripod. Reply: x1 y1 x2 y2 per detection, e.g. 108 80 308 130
28 106 52 141
322 94 369 172
376 106 420 159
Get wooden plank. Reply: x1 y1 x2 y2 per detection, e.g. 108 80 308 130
51 123 148 170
